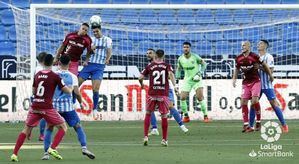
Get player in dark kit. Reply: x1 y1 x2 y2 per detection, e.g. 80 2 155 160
139 49 177 147
10 54 73 162
54 23 92 76
232 41 273 133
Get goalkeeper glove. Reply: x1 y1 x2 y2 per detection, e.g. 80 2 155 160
192 73 202 82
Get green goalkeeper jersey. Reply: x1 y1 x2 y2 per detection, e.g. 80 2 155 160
177 53 203 81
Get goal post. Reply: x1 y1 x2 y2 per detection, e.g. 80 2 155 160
8 4 299 121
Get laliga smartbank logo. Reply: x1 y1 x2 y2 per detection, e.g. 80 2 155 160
248 121 293 158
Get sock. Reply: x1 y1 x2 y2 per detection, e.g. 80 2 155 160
150 112 157 129
44 129 53 152
253 102 261 123
161 117 168 140
39 119 46 136
13 132 26 155
249 107 256 128
241 105 249 125
51 128 65 150
180 100 188 116
198 100 208 117
74 126 87 147
93 91 99 109
72 91 77 104
273 106 286 126
144 113 151 137
170 107 183 126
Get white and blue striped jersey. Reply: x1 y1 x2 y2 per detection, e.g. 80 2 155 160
90 35 112 64
53 70 78 112
259 53 274 89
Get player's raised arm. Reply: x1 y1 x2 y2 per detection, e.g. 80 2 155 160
261 62 274 82
54 44 66 64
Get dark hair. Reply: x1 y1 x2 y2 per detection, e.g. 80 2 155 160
183 41 191 47
91 25 102 30
44 54 54 66
59 55 71 66
260 39 269 48
147 48 155 51
156 49 164 58
82 22 90 28
36 52 47 63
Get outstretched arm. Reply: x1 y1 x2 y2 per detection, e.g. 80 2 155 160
232 68 239 88
261 62 274 82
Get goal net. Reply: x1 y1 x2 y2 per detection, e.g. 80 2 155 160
10 4 299 121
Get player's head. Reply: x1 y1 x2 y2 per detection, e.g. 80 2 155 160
258 39 269 51
146 48 155 61
155 49 164 59
241 41 251 54
183 41 191 55
78 23 89 36
91 25 102 38
44 54 54 67
59 55 71 67
36 52 47 65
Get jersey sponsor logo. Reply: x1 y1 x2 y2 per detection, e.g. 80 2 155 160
69 40 84 47
184 66 195 70
240 65 253 71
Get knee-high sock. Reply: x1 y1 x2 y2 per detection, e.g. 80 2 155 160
198 100 208 116
74 125 87 147
150 112 157 129
180 100 188 116
170 107 183 126
13 132 26 155
144 113 151 137
93 91 99 110
253 102 261 122
51 128 65 150
241 105 249 125
39 119 46 136
273 106 286 126
249 107 256 128
44 129 53 152
161 117 168 140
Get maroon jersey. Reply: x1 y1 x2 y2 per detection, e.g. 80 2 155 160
31 70 65 110
62 32 92 62
141 61 173 97
235 52 263 84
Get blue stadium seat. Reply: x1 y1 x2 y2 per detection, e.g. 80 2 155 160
120 16 139 23
8 26 16 41
72 0 91 3
0 41 15 56
111 0 130 3
223 30 243 41
205 32 223 41
0 26 7 41
262 0 281 4
169 0 186 4
225 0 244 4
11 0 30 8
244 0 261 3
91 0 111 3
243 29 261 40
206 0 224 4
51 0 71 3
186 0 206 4
1 10 15 25
150 0 169 4
215 10 234 24
196 10 215 23
281 0 299 4
31 0 50 3
131 0 150 3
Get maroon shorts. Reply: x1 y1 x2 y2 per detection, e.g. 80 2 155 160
68 61 79 75
146 96 169 115
242 81 261 99
25 108 65 127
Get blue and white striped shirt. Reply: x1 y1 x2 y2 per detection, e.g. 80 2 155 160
259 53 274 89
53 70 78 112
90 35 112 64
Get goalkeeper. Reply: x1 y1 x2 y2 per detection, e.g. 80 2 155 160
176 42 209 123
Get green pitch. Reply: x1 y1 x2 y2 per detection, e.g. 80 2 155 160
0 120 298 164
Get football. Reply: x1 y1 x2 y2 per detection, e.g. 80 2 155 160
89 15 102 27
